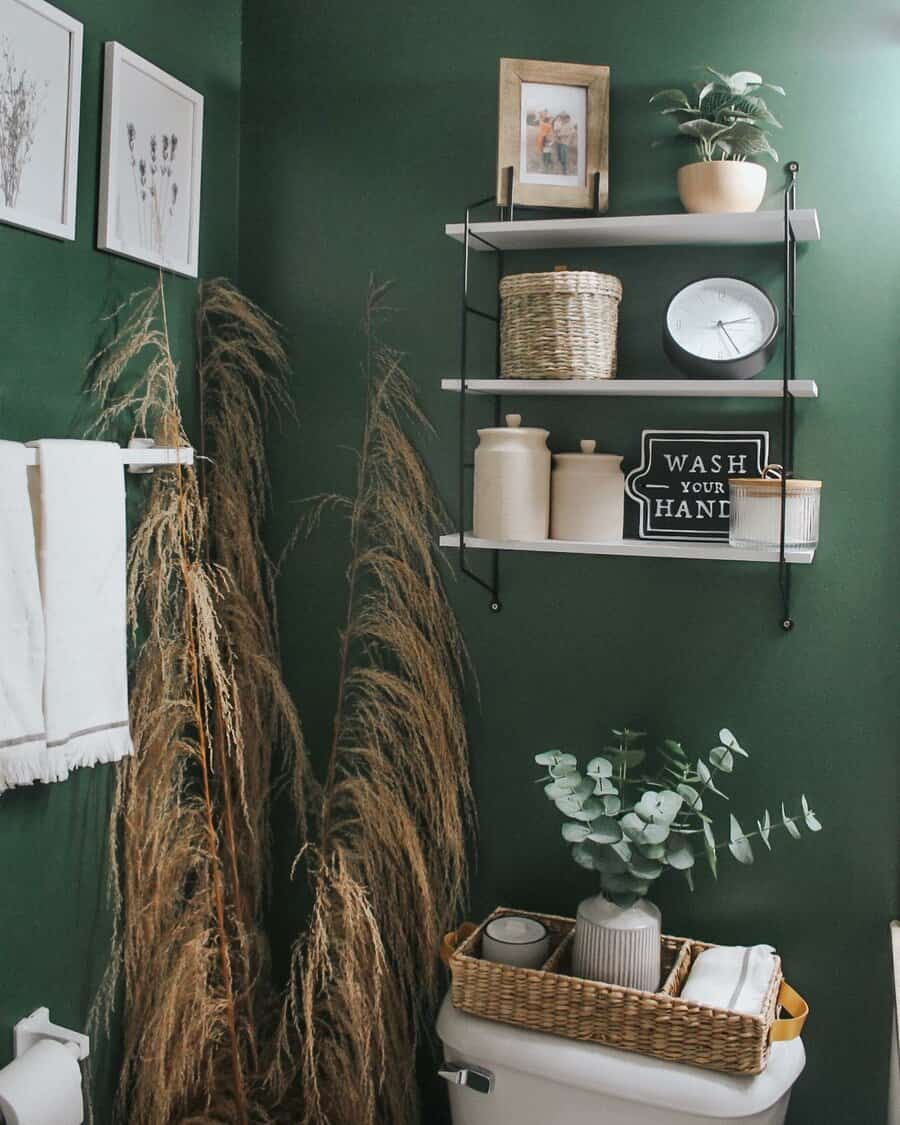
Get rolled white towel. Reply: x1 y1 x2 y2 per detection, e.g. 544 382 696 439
680 944 777 1014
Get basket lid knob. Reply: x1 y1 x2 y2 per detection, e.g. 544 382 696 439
505 413 522 428
580 439 597 454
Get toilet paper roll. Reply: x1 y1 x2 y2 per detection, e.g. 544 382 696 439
0 1039 83 1125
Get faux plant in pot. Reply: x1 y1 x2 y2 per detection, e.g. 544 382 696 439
536 727 821 991
650 68 785 214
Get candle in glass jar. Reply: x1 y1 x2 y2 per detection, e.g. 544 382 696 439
729 476 822 550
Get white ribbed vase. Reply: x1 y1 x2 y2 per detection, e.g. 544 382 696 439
572 895 661 991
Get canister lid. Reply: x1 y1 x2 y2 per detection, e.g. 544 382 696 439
552 438 623 467
729 464 821 492
477 413 549 438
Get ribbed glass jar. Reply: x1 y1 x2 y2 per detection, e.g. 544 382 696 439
729 477 822 550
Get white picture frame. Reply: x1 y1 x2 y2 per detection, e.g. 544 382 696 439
0 0 82 241
98 42 203 278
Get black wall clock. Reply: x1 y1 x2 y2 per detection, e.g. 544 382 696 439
664 277 779 380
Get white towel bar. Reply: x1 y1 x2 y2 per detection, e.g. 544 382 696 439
22 445 195 469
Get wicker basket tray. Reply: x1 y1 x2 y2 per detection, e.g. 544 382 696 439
499 269 623 381
440 907 808 1076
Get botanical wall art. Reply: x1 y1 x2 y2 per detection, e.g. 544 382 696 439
98 43 203 277
0 0 82 240
497 57 609 211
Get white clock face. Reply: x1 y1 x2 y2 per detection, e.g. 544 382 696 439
667 278 776 362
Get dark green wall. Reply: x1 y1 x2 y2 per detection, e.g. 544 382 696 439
240 2 900 1122
0 2 242 1118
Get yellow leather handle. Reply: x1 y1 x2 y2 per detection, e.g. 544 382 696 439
770 980 808 1042
440 922 477 967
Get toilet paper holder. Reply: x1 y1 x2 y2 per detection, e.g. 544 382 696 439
13 1008 89 1062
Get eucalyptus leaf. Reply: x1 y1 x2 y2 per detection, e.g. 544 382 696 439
697 759 727 798
718 728 748 757
587 816 623 845
611 839 633 863
544 780 576 800
684 867 695 892
709 746 734 773
549 761 579 779
601 794 622 816
628 854 664 880
663 739 687 760
801 795 822 832
666 833 696 870
728 814 754 864
758 808 772 849
656 790 684 823
571 777 595 800
703 819 718 878
677 783 703 812
620 812 647 842
642 822 670 845
586 756 614 779
535 749 567 766
592 847 628 875
603 872 650 896
562 822 591 843
607 890 639 909
593 776 618 795
571 843 595 870
636 842 666 860
782 802 802 839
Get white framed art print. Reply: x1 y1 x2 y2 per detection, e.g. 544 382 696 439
98 43 203 277
0 0 83 240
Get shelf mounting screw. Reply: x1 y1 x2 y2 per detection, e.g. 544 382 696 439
490 600 502 613
781 618 794 632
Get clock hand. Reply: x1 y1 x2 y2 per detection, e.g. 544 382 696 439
717 320 741 354
708 317 752 327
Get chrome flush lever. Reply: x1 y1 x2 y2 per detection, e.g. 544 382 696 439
438 1061 494 1094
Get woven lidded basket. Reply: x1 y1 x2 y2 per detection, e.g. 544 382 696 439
500 269 623 380
440 906 808 1076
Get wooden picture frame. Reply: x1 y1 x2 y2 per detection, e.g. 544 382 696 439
497 57 609 212
0 0 83 241
98 43 203 278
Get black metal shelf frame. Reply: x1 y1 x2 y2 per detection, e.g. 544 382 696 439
452 163 804 629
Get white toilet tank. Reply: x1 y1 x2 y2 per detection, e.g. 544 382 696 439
437 995 805 1125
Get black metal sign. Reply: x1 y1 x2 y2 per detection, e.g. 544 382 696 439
626 429 769 541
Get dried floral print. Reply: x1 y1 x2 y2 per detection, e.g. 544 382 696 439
0 35 46 208
125 121 180 258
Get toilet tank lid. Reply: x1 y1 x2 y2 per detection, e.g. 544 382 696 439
437 996 805 1119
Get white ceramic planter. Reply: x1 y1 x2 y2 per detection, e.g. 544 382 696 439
550 440 625 542
473 414 551 541
572 894 661 991
677 161 767 214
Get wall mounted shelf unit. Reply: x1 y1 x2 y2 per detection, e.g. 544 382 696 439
441 378 819 399
442 164 818 629
439 534 815 566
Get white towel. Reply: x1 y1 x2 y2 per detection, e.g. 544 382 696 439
27 439 133 776
680 943 777 1014
0 441 49 793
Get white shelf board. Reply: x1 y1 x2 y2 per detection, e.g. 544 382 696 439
445 209 820 251
441 378 818 399
439 533 815 565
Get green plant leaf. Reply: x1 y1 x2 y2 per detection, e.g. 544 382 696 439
571 842 595 870
684 867 695 892
611 839 633 863
663 739 687 760
562 822 591 843
757 808 772 849
636 842 667 860
649 87 692 108
782 802 802 839
719 728 748 757
727 70 763 93
628 854 664 880
612 728 646 746
703 820 718 878
601 794 622 816
603 872 650 897
666 833 696 870
621 812 648 842
642 822 670 845
656 790 684 823
697 759 727 798
697 80 716 104
593 777 618 796
586 756 613 778
709 746 734 773
544 780 577 800
549 760 579 779
678 119 731 142
715 121 779 162
535 749 570 766
587 816 623 845
728 814 754 864
592 846 628 875
677 783 703 812
801 795 823 832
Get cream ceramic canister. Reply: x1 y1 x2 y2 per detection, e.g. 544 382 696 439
473 414 551 541
550 440 625 542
